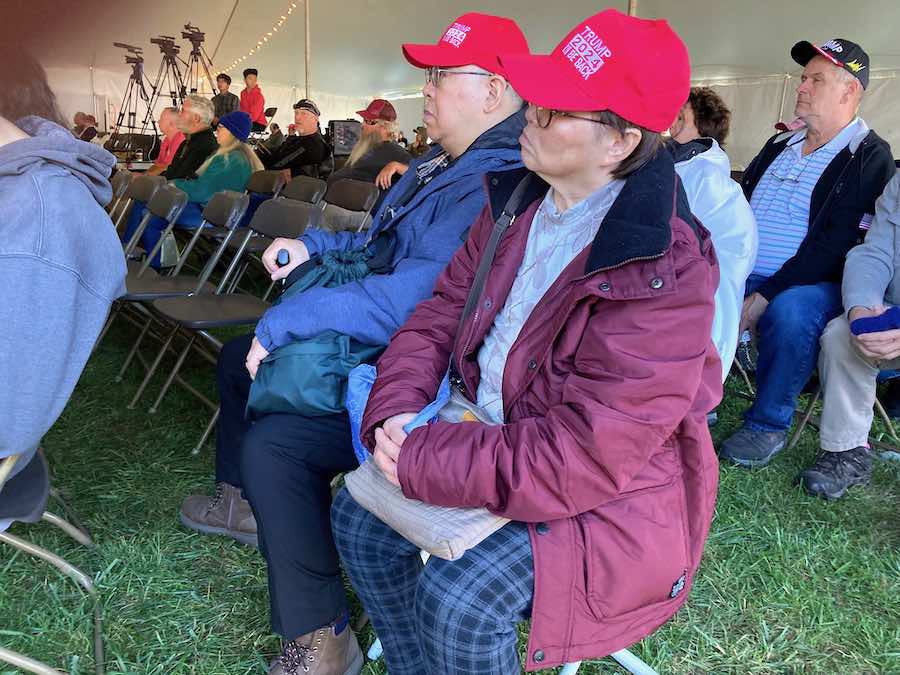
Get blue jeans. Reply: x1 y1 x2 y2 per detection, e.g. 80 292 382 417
744 274 842 431
122 200 205 269
331 489 534 675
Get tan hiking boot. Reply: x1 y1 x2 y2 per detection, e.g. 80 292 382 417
268 621 363 675
179 482 258 547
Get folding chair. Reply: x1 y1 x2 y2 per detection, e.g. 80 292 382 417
364 549 660 675
128 197 320 427
113 174 166 239
280 175 327 204
107 168 132 221
319 178 380 233
110 192 251 389
0 451 104 675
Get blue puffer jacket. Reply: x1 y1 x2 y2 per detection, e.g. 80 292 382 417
254 108 525 350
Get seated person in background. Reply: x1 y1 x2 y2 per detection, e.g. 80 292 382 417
132 111 263 269
259 98 330 178
211 72 240 125
0 48 125 485
145 107 184 176
719 37 894 468
327 99 411 185
667 87 758 380
408 124 429 156
178 12 529 672
332 11 721 674
396 130 408 147
804 171 900 499
71 111 87 136
239 68 267 133
122 95 219 267
262 122 284 151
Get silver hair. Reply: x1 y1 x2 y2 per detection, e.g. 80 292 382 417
184 94 214 126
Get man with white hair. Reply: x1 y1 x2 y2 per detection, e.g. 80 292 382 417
327 98 411 185
719 38 894 468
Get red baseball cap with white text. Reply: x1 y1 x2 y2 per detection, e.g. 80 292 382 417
402 12 529 79
499 9 690 133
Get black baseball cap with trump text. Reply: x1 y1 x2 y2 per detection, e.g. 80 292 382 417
791 38 869 89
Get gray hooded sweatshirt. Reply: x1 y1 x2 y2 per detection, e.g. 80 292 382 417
0 116 126 486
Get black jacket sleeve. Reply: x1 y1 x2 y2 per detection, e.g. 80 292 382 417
757 135 895 301
163 129 218 180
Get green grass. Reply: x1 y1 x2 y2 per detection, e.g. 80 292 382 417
1 324 898 674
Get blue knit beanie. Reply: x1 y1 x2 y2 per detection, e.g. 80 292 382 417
219 111 252 142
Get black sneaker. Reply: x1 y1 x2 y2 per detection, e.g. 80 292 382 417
798 447 873 500
718 426 787 468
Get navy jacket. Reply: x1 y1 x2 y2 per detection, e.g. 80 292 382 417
741 122 894 301
254 108 526 351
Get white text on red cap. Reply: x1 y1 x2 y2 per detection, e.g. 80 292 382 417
563 27 613 81
442 23 471 49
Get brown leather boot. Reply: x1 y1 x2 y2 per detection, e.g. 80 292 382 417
268 620 363 675
179 482 258 547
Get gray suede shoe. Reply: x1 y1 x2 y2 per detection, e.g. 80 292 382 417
718 426 788 468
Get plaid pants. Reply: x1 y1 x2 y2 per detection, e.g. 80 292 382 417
331 488 534 675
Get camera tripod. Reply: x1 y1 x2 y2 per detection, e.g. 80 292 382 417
147 35 187 112
109 43 158 157
181 23 216 95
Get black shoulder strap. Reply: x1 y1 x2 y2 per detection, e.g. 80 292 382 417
452 172 535 353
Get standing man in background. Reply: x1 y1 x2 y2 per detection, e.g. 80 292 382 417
240 68 267 133
212 72 240 125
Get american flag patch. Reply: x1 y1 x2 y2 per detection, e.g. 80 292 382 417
859 213 874 231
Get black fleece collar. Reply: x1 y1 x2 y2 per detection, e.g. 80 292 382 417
486 149 681 274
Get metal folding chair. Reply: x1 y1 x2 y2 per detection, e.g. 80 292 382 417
319 178 380 233
0 451 104 675
107 169 133 222
114 174 166 241
110 192 251 391
128 198 320 434
281 175 327 204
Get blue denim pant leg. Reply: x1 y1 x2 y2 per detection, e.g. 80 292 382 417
331 489 534 675
122 200 147 246
176 202 205 228
745 281 843 431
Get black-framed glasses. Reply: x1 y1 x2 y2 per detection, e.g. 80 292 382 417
425 66 493 87
533 105 605 129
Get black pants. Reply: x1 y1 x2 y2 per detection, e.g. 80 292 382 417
214 334 359 638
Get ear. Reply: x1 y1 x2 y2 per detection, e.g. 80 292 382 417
483 75 508 114
607 127 642 164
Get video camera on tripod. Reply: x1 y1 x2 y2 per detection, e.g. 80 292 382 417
182 23 204 44
180 23 216 95
113 42 144 64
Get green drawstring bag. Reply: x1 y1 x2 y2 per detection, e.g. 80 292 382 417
245 247 384 420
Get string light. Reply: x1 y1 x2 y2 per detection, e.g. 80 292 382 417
224 1 300 73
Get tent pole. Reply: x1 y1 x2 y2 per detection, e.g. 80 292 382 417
778 74 791 124
304 0 311 99
627 0 638 16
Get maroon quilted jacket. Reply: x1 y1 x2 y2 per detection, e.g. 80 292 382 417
362 153 722 670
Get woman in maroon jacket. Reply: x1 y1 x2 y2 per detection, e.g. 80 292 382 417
331 10 722 674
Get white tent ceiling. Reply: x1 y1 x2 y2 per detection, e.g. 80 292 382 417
13 0 900 166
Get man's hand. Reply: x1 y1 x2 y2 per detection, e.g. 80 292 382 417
739 292 770 335
261 238 310 281
848 305 900 361
375 161 409 190
245 336 270 380
373 412 417 487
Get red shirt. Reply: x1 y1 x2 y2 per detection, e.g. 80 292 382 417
240 85 267 125
157 131 185 167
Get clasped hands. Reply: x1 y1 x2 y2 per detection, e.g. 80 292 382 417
848 305 900 362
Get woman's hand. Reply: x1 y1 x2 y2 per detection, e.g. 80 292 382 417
245 336 270 380
372 412 417 486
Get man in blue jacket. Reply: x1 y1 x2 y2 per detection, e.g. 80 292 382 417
180 13 528 674
719 37 894 468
